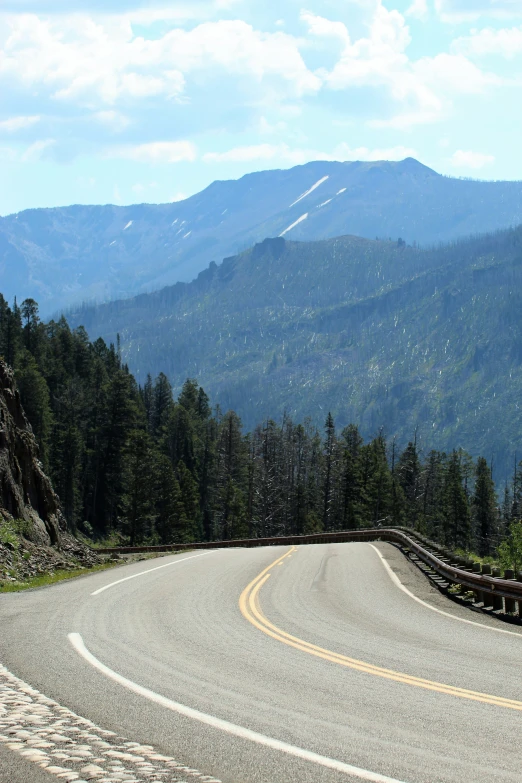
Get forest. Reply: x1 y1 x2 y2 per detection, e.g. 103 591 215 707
67 227 522 483
0 293 519 558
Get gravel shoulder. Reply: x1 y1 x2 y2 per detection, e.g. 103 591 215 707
374 541 522 635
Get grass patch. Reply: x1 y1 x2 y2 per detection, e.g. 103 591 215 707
0 549 187 593
0 561 120 592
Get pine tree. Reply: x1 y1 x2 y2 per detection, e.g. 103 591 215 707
176 460 202 542
15 349 53 467
154 454 182 544
443 450 471 549
340 424 363 529
472 456 498 556
151 372 173 436
397 439 421 529
122 429 155 545
322 412 337 531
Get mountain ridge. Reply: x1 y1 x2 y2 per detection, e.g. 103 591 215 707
3 157 522 315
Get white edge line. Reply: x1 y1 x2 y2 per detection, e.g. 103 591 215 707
91 551 214 596
68 633 408 783
369 544 522 638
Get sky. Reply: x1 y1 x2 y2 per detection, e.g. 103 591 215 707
1 0 522 215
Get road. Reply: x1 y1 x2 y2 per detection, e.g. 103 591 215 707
1 542 522 783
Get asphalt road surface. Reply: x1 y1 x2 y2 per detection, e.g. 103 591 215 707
1 542 522 783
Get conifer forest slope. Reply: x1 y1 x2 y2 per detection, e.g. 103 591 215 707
68 227 522 479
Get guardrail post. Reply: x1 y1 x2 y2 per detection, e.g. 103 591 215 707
471 562 483 604
518 572 522 619
481 564 493 608
504 570 516 614
491 567 504 611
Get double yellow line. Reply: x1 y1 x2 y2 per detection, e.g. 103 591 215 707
239 546 522 712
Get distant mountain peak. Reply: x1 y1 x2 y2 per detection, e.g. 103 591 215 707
2 158 522 315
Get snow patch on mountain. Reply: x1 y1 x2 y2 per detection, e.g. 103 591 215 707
290 176 329 208
318 199 332 208
337 188 346 195
123 220 133 230
280 213 308 236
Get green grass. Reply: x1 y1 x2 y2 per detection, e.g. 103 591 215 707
0 550 184 593
0 560 121 592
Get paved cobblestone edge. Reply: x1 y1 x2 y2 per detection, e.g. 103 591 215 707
0 664 222 783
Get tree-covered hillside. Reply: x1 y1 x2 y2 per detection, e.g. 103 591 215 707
0 296 516 558
2 157 522 314
68 226 522 482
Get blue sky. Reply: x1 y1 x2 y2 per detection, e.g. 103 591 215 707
1 0 521 215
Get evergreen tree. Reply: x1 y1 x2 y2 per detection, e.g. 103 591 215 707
397 438 421 529
154 454 182 544
151 372 173 436
322 412 337 531
472 456 498 556
340 424 363 529
121 429 155 545
15 349 53 466
176 460 202 542
443 451 471 549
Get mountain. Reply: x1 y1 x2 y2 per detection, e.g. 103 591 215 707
3 157 522 315
67 227 522 481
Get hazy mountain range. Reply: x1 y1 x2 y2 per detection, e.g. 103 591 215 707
3 157 522 315
68 226 522 481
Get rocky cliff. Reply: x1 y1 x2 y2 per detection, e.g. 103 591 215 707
0 360 99 583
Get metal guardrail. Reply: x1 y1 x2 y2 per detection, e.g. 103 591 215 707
95 528 522 615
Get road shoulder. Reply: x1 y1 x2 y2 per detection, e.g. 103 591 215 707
373 541 522 635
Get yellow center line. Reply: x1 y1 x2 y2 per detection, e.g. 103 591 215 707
239 547 522 712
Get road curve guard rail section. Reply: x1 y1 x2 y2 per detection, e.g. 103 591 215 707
95 527 522 617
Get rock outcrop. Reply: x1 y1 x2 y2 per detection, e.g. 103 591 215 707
0 359 100 582
0 360 65 546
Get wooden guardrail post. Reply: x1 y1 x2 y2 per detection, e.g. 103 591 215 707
504 570 516 614
481 564 493 607
491 567 504 611
472 562 483 604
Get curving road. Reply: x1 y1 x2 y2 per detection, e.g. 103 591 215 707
1 542 522 783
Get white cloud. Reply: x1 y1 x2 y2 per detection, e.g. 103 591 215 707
304 4 501 129
93 110 131 131
413 52 499 93
110 140 197 163
170 192 188 202
0 115 40 132
304 6 441 127
257 116 288 135
203 141 418 165
203 143 301 163
334 143 418 161
453 25 522 58
449 149 495 169
20 138 55 161
370 109 441 129
0 14 320 108
406 0 429 19
436 0 522 22
299 11 350 44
